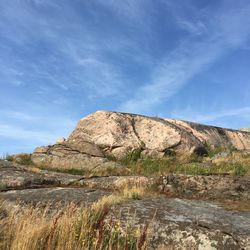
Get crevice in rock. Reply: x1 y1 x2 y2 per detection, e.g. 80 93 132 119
42 144 105 159
130 117 145 148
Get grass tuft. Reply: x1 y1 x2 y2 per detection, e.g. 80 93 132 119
0 195 148 250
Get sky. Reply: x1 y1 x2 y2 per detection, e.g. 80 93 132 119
1 0 250 155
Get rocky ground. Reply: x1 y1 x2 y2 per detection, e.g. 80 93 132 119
1 111 250 249
1 159 250 249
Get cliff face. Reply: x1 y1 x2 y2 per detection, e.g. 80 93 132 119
31 111 250 170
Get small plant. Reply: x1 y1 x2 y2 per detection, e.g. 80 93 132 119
1 153 14 161
233 164 247 177
0 183 7 191
202 141 231 158
105 154 117 162
187 152 203 163
15 154 33 165
131 192 141 200
121 147 143 165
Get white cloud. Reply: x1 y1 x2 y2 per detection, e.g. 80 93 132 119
1 111 37 121
172 106 250 124
177 19 207 36
0 123 57 144
0 0 132 97
118 1 250 114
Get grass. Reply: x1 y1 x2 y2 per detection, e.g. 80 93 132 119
0 153 14 161
0 189 149 250
3 147 250 177
120 148 143 166
37 166 88 176
0 183 7 191
2 153 33 166
119 151 250 177
202 141 230 158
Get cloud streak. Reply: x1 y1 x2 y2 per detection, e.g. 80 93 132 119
119 1 250 114
171 106 250 125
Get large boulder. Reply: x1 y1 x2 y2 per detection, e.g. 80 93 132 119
31 111 250 170
68 111 250 157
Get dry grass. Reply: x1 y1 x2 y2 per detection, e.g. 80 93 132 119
0 194 149 250
112 176 156 200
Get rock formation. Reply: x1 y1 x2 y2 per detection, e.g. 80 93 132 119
31 111 250 170
241 128 250 132
1 160 250 249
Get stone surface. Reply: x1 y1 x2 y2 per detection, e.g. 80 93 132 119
240 128 250 132
1 187 109 207
1 160 250 249
0 160 82 190
2 160 249 203
71 111 250 157
30 111 250 170
32 143 119 171
109 198 250 249
158 174 250 201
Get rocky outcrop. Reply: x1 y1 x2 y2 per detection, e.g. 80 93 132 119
31 111 250 170
67 111 250 156
109 198 250 249
31 143 121 171
241 128 250 132
0 159 83 190
1 160 250 249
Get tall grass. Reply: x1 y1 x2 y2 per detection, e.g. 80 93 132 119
0 194 148 250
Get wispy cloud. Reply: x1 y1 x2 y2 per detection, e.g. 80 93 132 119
0 111 37 121
177 19 207 36
118 1 250 114
0 123 57 144
0 0 137 97
172 106 250 124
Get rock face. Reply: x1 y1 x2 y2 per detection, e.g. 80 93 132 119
110 198 250 249
31 111 250 170
241 128 250 132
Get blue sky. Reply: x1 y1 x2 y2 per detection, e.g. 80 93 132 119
1 0 250 154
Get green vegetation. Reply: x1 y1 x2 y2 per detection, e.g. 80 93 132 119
3 145 250 178
117 149 250 177
0 153 14 161
232 163 248 176
35 165 88 176
16 154 33 165
120 148 143 166
3 153 33 165
0 183 7 191
25 151 250 177
202 141 232 158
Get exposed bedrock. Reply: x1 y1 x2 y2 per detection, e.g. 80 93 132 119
31 111 250 170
